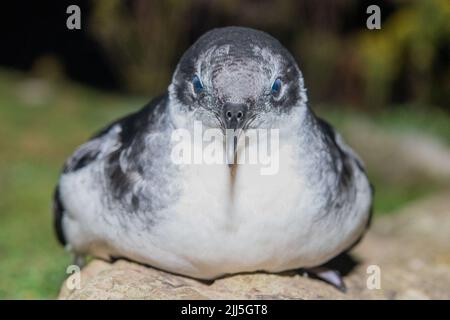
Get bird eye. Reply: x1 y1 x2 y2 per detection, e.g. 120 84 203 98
192 75 204 94
271 78 282 96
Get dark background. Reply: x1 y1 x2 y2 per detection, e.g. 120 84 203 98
1 0 448 109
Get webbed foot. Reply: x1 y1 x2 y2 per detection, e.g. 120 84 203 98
301 266 347 292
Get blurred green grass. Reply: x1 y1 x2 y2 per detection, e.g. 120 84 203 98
0 69 448 298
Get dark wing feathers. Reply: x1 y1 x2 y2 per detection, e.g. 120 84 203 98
53 94 168 246
316 116 374 249
53 186 67 246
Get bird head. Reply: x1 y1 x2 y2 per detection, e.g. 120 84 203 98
168 27 308 165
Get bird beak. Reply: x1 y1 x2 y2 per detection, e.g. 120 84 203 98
222 103 247 168
225 129 241 168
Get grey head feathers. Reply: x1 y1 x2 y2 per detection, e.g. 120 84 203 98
169 27 308 131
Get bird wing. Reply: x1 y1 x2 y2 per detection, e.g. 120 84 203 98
316 116 374 249
53 94 168 246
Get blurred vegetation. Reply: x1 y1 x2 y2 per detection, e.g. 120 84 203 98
85 0 449 109
358 0 450 108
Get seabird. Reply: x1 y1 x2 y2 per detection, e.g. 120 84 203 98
54 27 373 291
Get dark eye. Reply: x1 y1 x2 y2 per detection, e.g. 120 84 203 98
192 75 204 94
271 78 282 95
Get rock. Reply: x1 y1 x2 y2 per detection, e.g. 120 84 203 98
58 191 450 300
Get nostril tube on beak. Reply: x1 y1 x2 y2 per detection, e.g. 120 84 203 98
223 103 247 130
223 103 247 168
